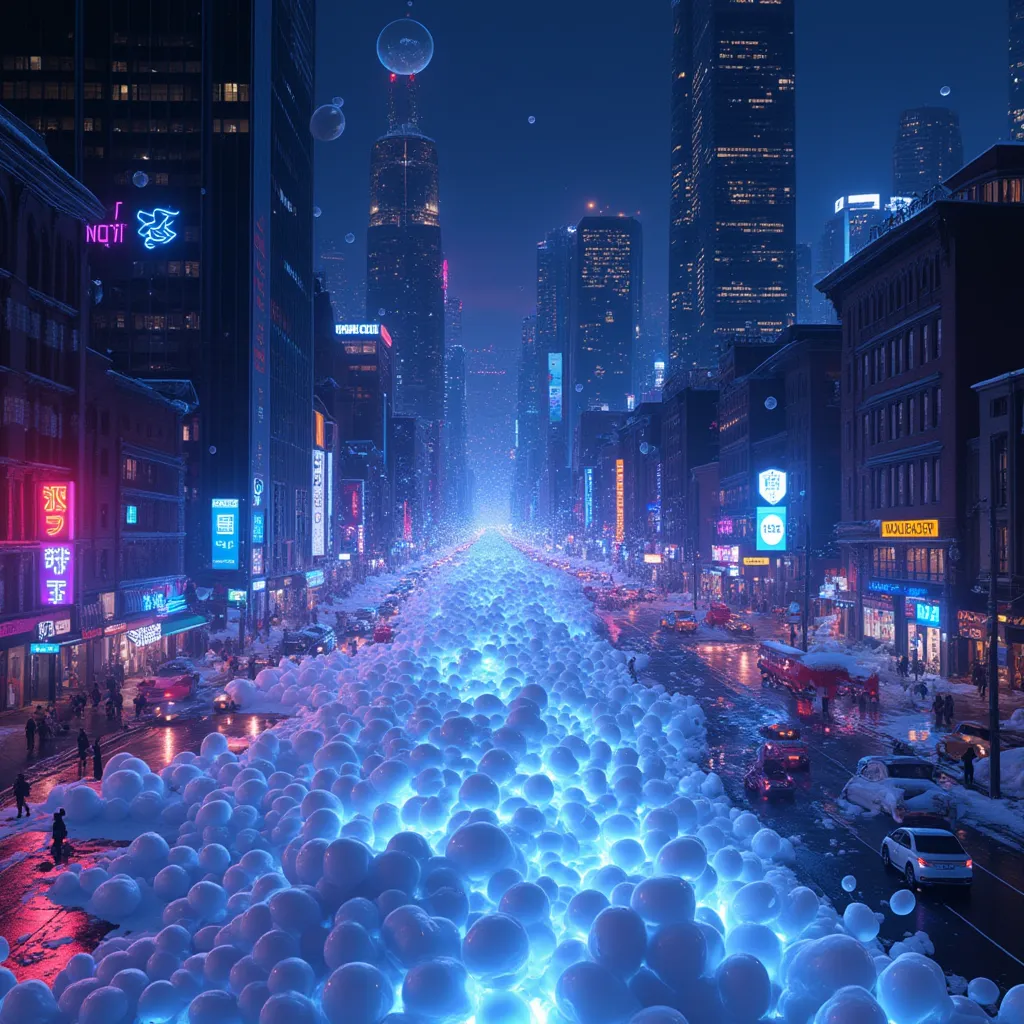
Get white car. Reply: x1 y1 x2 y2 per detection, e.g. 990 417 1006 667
880 827 973 887
840 756 955 824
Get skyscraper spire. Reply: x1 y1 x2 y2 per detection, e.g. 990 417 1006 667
386 73 421 137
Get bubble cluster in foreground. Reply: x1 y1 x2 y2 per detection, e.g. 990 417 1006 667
2 536 1015 1024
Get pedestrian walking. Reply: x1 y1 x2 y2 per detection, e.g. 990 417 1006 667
979 671 988 699
932 694 944 728
962 744 976 788
898 655 909 679
91 683 102 708
77 729 89 777
943 694 955 728
37 716 50 747
25 717 35 755
248 658 258 681
115 692 124 719
92 739 103 781
51 808 67 865
912 658 924 683
14 773 30 817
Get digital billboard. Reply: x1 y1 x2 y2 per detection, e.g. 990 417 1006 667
340 480 364 529
312 449 326 557
548 353 563 423
756 506 788 552
211 498 240 570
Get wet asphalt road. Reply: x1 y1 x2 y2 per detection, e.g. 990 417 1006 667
606 602 1024 993
0 712 277 984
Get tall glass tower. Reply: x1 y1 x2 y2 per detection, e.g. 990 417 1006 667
892 108 964 196
668 0 796 376
1011 0 1024 140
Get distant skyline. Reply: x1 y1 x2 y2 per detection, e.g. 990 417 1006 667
315 0 1007 356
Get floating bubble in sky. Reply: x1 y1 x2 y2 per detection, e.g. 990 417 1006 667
889 889 916 915
575 383 583 393
528 116 536 124
332 96 345 107
378 307 387 316
314 207 322 219
345 232 356 244
639 442 650 455
377 18 434 76
132 170 149 188
310 103 345 141
940 85 951 97
765 396 778 411
841 874 856 892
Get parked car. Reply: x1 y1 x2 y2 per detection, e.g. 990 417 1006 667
354 607 379 622
840 756 955 824
141 660 199 703
152 701 183 725
761 733 810 771
660 610 698 633
281 626 336 657
759 722 801 742
373 622 394 644
704 603 732 627
937 721 1024 762
744 746 796 800
724 618 755 637
880 827 973 887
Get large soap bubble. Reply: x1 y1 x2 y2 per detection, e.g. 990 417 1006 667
376 19 434 76
309 104 345 142
345 233 356 244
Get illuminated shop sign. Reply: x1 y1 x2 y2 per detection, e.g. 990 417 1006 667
305 569 325 588
227 589 247 604
211 498 240 570
716 518 734 536
136 207 179 249
340 481 364 529
31 643 60 654
252 579 267 592
643 554 663 564
757 469 787 506
86 201 127 246
312 449 326 558
252 511 265 544
37 618 71 641
127 623 162 647
744 557 770 567
39 544 74 607
912 601 941 627
335 323 381 336
39 482 74 540
867 580 929 597
712 545 740 564
756 507 787 552
880 520 939 539
615 460 624 543
584 467 594 529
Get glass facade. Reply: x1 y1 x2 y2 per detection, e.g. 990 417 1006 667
669 0 796 374
892 107 964 196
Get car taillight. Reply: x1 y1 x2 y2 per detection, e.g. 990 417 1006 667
788 755 800 761
965 859 973 869
164 690 173 697
763 780 771 790
917 858 930 868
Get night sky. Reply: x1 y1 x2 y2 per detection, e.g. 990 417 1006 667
315 0 1007 360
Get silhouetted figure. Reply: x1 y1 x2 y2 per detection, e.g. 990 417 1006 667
25 718 35 754
962 744 976 788
77 730 90 777
51 808 67 865
14 774 30 817
93 740 103 781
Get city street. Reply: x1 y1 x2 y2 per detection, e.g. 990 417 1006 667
0 712 279 984
597 598 1024 990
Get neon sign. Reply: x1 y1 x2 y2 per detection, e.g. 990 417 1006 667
126 623 162 647
86 201 127 246
335 323 381 336
584 467 594 528
312 449 326 557
548 353 563 423
137 207 179 249
615 459 624 543
211 498 240 570
757 469 787 506
756 507 788 552
39 544 74 606
39 482 74 540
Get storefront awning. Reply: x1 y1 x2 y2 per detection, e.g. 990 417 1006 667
160 613 208 638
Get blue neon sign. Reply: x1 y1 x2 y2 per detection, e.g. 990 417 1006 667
584 467 594 528
211 498 240 570
137 207 179 249
915 602 941 627
756 506 787 552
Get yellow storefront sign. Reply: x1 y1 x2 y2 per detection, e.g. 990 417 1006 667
880 519 939 539
743 557 770 566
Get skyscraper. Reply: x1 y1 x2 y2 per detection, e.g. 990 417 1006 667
795 243 814 323
669 0 796 375
892 108 964 196
444 344 470 522
320 244 365 324
536 225 575 525
1013 0 1024 139
1 0 316 620
366 77 445 428
513 315 543 524
571 216 642 421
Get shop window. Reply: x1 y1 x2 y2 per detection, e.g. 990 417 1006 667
872 545 897 577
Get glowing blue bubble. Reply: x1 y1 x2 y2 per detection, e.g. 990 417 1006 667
133 171 149 188
646 921 706 989
785 935 877 1004
630 876 695 926
528 116 536 125
889 889 916 916
587 906 647 978
841 875 856 893
566 889 610 933
402 957 471 1022
556 961 640 1024
322 963 392 1024
345 233 356 244
725 922 781 974
376 19 434 76
716 954 771 1022
842 902 879 944
655 837 707 880
323 922 376 971
876 953 951 1024
940 86 951 97
966 977 998 1006
499 882 550 925
309 105 345 142
811 986 888 1024
461 913 530 982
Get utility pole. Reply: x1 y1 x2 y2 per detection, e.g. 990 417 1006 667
802 516 811 652
987 499 1001 799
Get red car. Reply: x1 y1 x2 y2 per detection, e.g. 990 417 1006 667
141 659 199 702
704 603 732 627
373 623 394 644
743 744 796 799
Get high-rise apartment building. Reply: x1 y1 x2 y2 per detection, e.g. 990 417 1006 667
795 243 814 323
892 108 964 196
513 315 543 524
444 344 470 522
1 0 316 625
536 226 575 527
1013 0 1024 139
571 216 642 422
669 0 796 375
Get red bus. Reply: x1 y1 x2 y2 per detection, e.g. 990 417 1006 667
757 641 879 699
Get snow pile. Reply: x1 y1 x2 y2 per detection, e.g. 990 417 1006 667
975 746 1024 797
2 534 1018 1024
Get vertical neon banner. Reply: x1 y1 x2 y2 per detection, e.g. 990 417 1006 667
615 459 625 543
584 468 594 528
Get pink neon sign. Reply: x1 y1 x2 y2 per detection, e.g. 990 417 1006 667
86 201 126 247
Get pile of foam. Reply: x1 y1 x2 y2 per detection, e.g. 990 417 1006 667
1 535 1019 1024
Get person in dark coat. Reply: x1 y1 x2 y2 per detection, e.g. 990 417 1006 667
962 744 976 788
92 739 103 781
25 717 35 754
932 694 945 728
37 717 50 746
943 694 955 728
14 774 30 817
248 658 258 681
51 809 67 865
77 730 90 777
